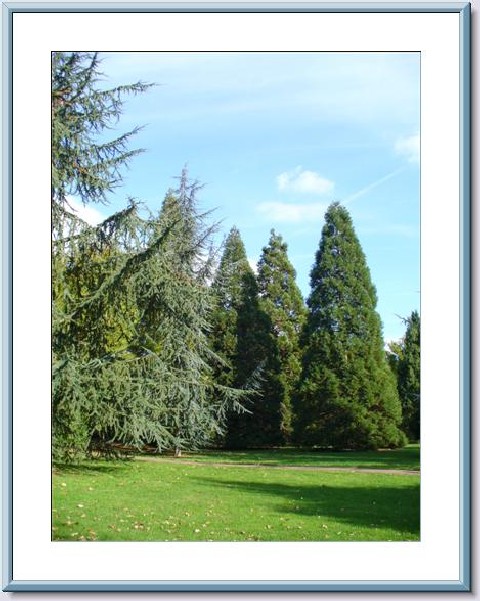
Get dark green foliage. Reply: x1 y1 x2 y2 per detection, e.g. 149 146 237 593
295 203 407 450
210 227 279 448
386 339 403 378
256 230 307 442
210 226 252 391
396 311 420 441
52 52 413 458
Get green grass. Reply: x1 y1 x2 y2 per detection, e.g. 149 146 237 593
52 447 420 542
177 444 420 471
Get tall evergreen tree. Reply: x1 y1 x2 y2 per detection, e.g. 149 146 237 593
138 170 246 455
256 229 307 442
396 311 421 441
210 226 253 391
51 53 246 460
53 179 247 460
210 227 278 448
295 202 407 450
52 51 152 460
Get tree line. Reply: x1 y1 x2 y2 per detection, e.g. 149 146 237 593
52 52 420 461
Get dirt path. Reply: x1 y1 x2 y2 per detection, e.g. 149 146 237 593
136 456 420 476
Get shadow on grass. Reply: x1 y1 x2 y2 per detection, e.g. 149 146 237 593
190 445 420 471
194 476 420 537
52 462 132 475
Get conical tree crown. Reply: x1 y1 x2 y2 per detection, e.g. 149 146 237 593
159 169 216 283
210 227 281 447
296 202 406 450
212 226 255 311
307 202 379 345
257 229 307 441
210 226 255 390
257 230 306 329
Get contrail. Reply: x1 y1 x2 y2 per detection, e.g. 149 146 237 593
343 167 407 205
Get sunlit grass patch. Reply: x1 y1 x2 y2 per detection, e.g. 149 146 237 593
53 453 419 542
179 444 420 471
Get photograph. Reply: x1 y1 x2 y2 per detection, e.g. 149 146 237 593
3 3 471 593
51 50 421 544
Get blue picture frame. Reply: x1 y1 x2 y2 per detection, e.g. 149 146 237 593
2 1 471 593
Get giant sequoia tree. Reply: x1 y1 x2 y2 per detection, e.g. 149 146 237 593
256 230 307 442
295 203 407 450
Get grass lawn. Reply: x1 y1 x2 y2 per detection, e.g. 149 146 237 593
177 444 420 471
52 446 419 542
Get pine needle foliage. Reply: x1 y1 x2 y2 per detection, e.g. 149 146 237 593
295 203 407 450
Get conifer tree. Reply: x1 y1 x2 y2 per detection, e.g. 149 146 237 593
210 226 252 391
51 53 245 460
53 180 247 460
52 51 153 460
396 311 421 441
386 339 404 378
135 171 246 455
210 227 277 448
52 52 151 228
256 230 307 442
295 202 407 450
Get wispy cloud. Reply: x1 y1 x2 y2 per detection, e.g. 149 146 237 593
277 166 334 195
343 168 405 205
395 133 420 164
102 52 419 128
256 201 328 224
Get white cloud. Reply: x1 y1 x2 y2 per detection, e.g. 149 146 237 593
256 201 328 224
277 166 334 195
66 196 105 226
395 133 420 164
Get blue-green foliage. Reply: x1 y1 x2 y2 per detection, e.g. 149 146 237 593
52 54 245 461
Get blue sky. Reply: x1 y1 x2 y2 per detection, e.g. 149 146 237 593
74 51 420 343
